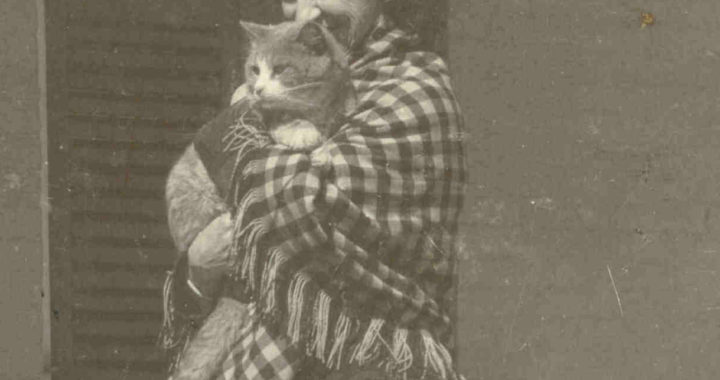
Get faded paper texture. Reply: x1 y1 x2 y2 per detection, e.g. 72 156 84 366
3 0 720 379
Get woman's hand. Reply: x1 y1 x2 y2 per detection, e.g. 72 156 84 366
187 212 235 297
281 0 381 49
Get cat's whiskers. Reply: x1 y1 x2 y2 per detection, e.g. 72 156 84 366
266 96 319 110
277 82 325 95
259 88 324 109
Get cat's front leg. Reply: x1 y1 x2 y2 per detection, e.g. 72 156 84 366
310 142 332 169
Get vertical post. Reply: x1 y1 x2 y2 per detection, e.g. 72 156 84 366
37 0 51 377
45 0 75 378
0 0 52 377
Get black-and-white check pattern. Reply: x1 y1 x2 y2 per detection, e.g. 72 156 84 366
195 24 466 380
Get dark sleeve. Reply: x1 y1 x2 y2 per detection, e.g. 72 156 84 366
193 100 260 201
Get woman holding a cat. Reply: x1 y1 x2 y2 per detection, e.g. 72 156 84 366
162 0 466 379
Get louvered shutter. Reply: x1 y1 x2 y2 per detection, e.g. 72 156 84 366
46 1 278 379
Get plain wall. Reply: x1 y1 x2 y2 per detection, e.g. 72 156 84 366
0 0 48 379
450 0 720 379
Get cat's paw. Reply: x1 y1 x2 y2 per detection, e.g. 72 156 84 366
271 119 324 151
310 144 331 169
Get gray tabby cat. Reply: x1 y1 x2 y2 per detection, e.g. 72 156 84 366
166 20 355 379
167 19 354 288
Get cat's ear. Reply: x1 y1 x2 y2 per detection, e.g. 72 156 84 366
297 22 328 56
239 20 271 41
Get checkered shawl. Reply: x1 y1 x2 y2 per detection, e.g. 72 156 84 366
193 26 466 380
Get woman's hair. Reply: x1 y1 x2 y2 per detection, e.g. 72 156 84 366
382 0 447 54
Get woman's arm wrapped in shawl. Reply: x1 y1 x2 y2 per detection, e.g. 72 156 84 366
188 29 466 379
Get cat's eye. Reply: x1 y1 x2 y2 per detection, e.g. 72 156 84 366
272 65 288 75
250 65 260 75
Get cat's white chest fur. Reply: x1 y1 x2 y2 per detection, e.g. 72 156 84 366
231 86 326 153
270 119 324 151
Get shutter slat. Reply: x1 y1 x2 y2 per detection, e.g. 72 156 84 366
70 196 167 220
68 88 218 108
74 268 166 292
74 345 163 363
65 122 194 145
75 320 160 339
68 73 220 101
74 162 170 177
65 0 226 28
67 24 221 50
67 13 221 34
71 219 171 245
72 245 175 267
68 47 222 75
68 64 220 81
73 367 163 380
67 113 205 130
74 342 163 368
72 140 183 165
65 115 197 144
68 169 167 195
67 97 216 122
74 294 162 315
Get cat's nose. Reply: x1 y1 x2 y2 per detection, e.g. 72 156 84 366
253 86 264 96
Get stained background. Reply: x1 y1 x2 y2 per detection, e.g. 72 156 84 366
3 0 720 379
450 0 720 379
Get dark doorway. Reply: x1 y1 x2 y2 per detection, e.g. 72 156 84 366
45 0 279 378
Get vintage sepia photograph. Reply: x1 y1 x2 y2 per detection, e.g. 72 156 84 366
2 0 719 379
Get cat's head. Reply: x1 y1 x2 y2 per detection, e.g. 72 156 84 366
240 20 351 113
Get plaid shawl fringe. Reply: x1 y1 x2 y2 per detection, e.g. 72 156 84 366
161 24 466 380
230 190 459 380
158 257 205 374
